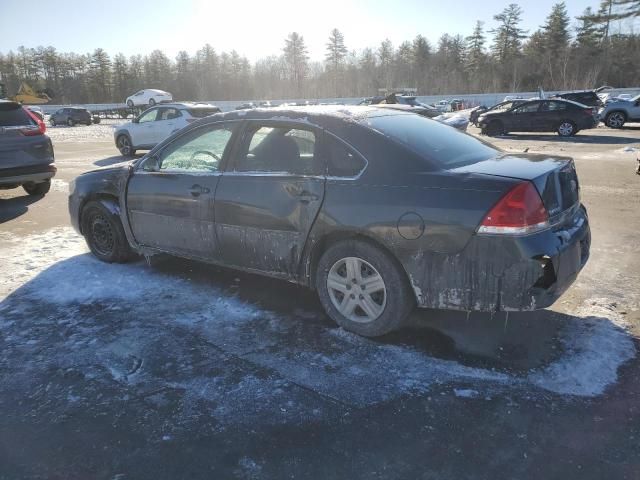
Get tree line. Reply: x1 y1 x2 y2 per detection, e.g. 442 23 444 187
0 0 638 104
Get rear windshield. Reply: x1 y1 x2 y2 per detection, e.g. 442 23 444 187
188 108 220 118
0 105 35 127
364 113 498 168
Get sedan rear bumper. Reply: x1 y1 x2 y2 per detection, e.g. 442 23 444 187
413 205 590 312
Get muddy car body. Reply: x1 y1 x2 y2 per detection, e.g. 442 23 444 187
69 106 590 336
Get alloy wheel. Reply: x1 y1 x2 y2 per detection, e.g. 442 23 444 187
558 122 574 137
118 136 131 155
327 257 387 323
607 112 625 128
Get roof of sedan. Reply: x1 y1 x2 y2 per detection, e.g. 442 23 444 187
209 104 406 127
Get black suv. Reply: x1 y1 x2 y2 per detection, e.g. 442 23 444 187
551 90 604 108
50 107 93 126
0 100 55 195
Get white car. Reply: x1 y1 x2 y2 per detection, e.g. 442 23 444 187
114 103 221 156
125 89 173 108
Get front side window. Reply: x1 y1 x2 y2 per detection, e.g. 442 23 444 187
235 125 319 175
158 124 235 173
513 102 541 114
138 109 158 123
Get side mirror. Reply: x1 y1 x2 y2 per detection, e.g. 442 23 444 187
132 117 139 124
141 155 160 172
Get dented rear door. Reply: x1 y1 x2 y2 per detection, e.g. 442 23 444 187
214 121 325 278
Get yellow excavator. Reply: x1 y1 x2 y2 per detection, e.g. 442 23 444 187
0 82 52 104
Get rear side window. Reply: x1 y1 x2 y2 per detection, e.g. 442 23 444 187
236 125 319 175
365 113 498 168
159 108 182 120
542 101 568 111
0 105 35 127
188 108 220 118
325 135 366 177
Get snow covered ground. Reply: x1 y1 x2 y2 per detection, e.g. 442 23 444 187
46 119 126 143
0 227 634 420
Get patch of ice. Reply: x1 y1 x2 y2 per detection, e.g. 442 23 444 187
454 388 479 398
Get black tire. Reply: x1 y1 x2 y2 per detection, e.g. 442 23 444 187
67 118 75 127
315 239 415 337
127 100 134 108
81 201 135 263
116 134 136 157
149 98 156 106
485 120 504 137
23 179 51 196
605 111 626 129
557 120 577 137
49 118 56 126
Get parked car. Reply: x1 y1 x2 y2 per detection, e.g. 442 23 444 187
0 100 55 195
25 105 45 121
358 96 385 105
375 103 440 119
49 107 93 126
434 100 450 112
551 90 604 108
478 99 599 137
599 94 640 128
114 102 221 156
235 102 256 110
125 89 172 108
470 100 527 126
69 106 590 337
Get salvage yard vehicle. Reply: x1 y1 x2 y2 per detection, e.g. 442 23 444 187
551 89 604 108
114 102 221 156
125 89 173 108
470 99 527 126
0 100 55 195
478 99 599 137
49 107 94 126
69 106 590 337
598 94 640 128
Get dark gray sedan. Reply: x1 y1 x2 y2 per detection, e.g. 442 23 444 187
69 106 590 337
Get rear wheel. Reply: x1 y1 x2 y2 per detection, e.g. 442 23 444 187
605 111 626 129
49 118 56 126
116 135 136 157
149 98 156 106
127 100 134 108
316 240 414 337
81 201 135 263
485 120 504 137
23 179 51 196
67 118 75 127
557 120 576 137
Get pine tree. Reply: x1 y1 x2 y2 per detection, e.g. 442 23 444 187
283 32 309 96
325 28 348 96
490 4 528 90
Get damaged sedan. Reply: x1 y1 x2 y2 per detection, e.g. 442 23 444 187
69 106 590 337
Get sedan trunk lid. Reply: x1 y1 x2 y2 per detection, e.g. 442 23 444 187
451 154 579 217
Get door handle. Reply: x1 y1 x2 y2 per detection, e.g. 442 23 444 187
297 191 319 203
189 184 210 197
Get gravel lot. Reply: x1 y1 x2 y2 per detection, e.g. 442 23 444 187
0 121 639 479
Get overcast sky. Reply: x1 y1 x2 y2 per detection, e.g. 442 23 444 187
1 0 635 62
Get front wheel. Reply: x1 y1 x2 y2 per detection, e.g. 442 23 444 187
81 201 135 263
605 111 626 129
149 98 156 106
557 120 576 137
50 118 56 126
116 135 136 157
67 118 75 127
127 100 134 108
316 240 415 337
23 179 51 196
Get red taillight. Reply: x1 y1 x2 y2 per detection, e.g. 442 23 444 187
478 182 549 235
21 107 46 136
